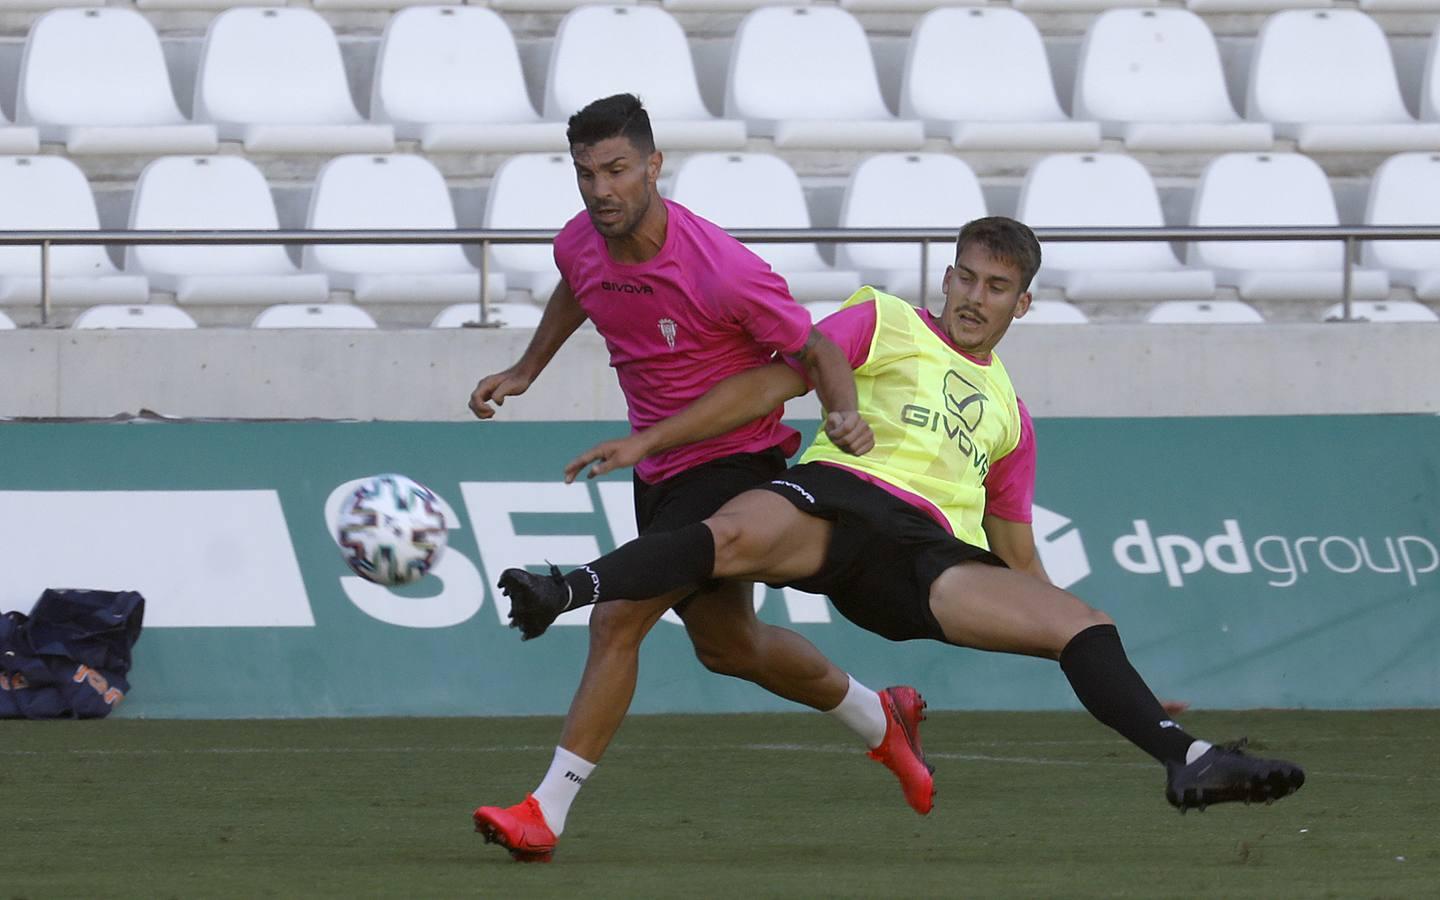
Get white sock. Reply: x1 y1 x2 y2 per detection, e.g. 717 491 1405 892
827 675 889 749
531 746 596 836
1185 740 1214 765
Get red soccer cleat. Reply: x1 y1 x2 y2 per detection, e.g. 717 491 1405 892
867 685 935 815
473 794 558 863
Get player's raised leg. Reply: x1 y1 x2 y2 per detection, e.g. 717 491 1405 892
925 561 1305 811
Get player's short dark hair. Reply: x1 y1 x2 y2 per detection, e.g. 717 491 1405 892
566 93 657 155
955 216 1042 293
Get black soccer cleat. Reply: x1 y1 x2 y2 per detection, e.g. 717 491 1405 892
497 565 571 641
1165 738 1305 813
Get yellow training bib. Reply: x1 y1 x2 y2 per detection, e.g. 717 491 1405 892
801 288 1021 548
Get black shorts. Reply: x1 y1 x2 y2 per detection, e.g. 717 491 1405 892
757 462 1007 643
633 445 790 534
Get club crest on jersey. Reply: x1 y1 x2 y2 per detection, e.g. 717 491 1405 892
658 318 678 350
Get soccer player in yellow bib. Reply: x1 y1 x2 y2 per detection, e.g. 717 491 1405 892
499 216 1305 817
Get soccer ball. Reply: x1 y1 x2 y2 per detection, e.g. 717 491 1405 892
335 474 448 586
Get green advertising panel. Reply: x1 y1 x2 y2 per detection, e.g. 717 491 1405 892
0 416 1436 718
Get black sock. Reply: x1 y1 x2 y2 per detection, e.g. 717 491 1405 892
561 521 716 607
1059 624 1196 766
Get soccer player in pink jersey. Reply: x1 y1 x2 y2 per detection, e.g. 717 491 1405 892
469 95 932 863
501 217 1306 828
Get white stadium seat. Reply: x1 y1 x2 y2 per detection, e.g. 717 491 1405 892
371 7 566 153
670 153 862 302
0 105 40 154
1014 301 1090 324
545 6 745 151
16 9 218 154
252 304 378 328
1363 153 1440 301
304 155 502 304
837 153 986 305
1014 0 1154 9
195 9 395 153
1187 0 1325 12
431 302 544 328
901 8 1101 151
1018 154 1216 302
840 0 980 10
1145 300 1264 323
138 0 284 9
726 7 923 150
491 0 635 10
662 0 804 12
1424 26 1440 123
1189 153 1390 302
1247 10 1440 152
1074 9 1273 151
1323 300 1439 322
126 156 328 306
0 157 149 307
72 305 198 329
0 310 16 329
312 0 455 8
484 153 580 300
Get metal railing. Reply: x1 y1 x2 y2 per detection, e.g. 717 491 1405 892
3 225 1439 326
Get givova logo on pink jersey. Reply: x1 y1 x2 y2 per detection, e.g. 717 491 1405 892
1113 519 1439 588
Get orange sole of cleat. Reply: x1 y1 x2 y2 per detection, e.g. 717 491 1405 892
476 819 555 863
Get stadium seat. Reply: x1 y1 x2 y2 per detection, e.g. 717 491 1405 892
1144 300 1264 323
0 310 15 329
901 8 1101 151
1423 26 1440 123
484 153 580 300
1189 153 1390 301
252 304 378 328
194 9 395 153
0 108 40 154
836 153 985 305
491 0 636 10
303 155 503 304
1017 154 1216 302
370 7 566 153
726 7 924 150
72 304 198 329
1187 0 1326 11
670 153 862 302
1323 300 1439 322
1247 10 1440 152
431 302 544 328
1074 10 1273 151
1014 301 1090 324
0 156 149 307
545 6 745 151
661 0 804 11
1363 153 1440 301
138 0 284 8
1013 0 1154 9
16 9 218 154
126 156 328 306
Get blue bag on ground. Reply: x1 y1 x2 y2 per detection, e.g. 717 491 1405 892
0 589 145 719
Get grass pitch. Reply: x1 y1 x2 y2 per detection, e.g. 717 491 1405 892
3 710 1435 898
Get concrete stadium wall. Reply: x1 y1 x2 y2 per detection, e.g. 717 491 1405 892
2 324 1437 421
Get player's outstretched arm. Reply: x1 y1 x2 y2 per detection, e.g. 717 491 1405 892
468 279 588 419
789 328 872 456
565 362 808 482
